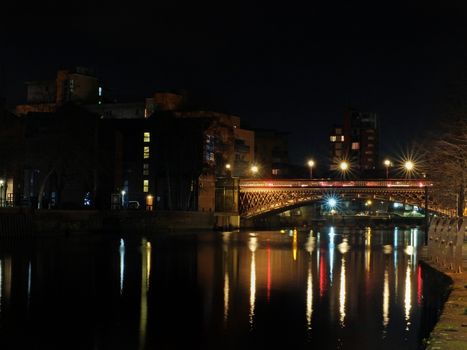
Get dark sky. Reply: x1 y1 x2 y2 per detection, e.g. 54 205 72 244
2 2 467 165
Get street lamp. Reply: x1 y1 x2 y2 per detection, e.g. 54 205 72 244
251 165 259 177
121 190 126 208
404 160 415 178
307 159 315 179
383 159 392 179
339 161 349 179
225 163 232 177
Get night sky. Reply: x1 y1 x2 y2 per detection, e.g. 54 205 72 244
2 2 467 165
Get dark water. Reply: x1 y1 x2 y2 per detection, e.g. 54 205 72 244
0 227 447 349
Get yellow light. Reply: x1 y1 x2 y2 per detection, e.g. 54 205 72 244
339 161 349 171
251 165 259 174
307 160 315 168
384 159 391 167
225 163 231 170
404 161 414 171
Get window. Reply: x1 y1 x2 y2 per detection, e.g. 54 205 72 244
339 135 345 142
144 146 150 159
351 142 360 150
272 169 279 175
335 128 342 134
365 150 373 155
143 180 149 193
330 135 337 142
368 136 375 140
144 132 150 142
143 163 149 176
367 143 374 148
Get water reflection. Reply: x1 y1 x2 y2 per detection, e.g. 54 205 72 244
248 236 258 329
119 238 125 295
139 238 151 350
339 257 346 327
383 266 390 328
0 227 448 349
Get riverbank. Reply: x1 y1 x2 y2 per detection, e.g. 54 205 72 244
424 270 467 350
0 208 215 236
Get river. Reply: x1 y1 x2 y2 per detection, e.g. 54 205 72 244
0 226 448 349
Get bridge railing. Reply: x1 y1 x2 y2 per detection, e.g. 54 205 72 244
239 178 433 188
427 217 466 272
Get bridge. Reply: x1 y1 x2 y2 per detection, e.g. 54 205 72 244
238 178 435 218
215 178 450 225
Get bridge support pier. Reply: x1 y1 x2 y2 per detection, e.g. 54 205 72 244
214 213 240 230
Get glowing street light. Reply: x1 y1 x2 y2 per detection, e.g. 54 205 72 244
121 190 126 208
251 165 259 176
328 198 337 208
383 159 392 179
225 163 231 170
307 159 315 179
339 161 349 179
404 161 414 171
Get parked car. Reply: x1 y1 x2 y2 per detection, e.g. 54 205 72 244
128 201 140 209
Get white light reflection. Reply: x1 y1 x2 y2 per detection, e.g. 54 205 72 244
338 238 350 254
306 260 313 330
306 232 314 331
404 265 412 329
249 236 258 329
329 227 335 284
27 261 32 307
119 239 125 295
339 257 346 327
383 267 390 328
305 231 315 254
394 227 399 296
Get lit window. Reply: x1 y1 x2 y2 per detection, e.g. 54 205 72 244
98 87 102 97
144 132 150 142
144 146 150 159
272 169 279 175
330 136 337 142
340 135 345 142
351 142 360 150
143 163 149 169
143 180 149 193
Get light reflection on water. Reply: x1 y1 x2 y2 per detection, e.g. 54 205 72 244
0 227 449 349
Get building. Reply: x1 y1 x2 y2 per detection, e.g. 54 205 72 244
254 129 289 178
233 128 255 178
329 108 379 175
16 67 100 116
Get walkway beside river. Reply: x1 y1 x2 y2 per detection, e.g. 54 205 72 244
426 272 467 350
423 217 467 350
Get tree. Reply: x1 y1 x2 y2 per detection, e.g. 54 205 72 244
425 117 467 216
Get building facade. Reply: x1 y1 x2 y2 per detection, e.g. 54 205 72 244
329 108 379 175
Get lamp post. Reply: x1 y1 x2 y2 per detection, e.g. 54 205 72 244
225 163 231 177
307 160 315 179
121 190 126 208
404 160 415 178
383 159 391 179
339 161 349 179
251 165 259 177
